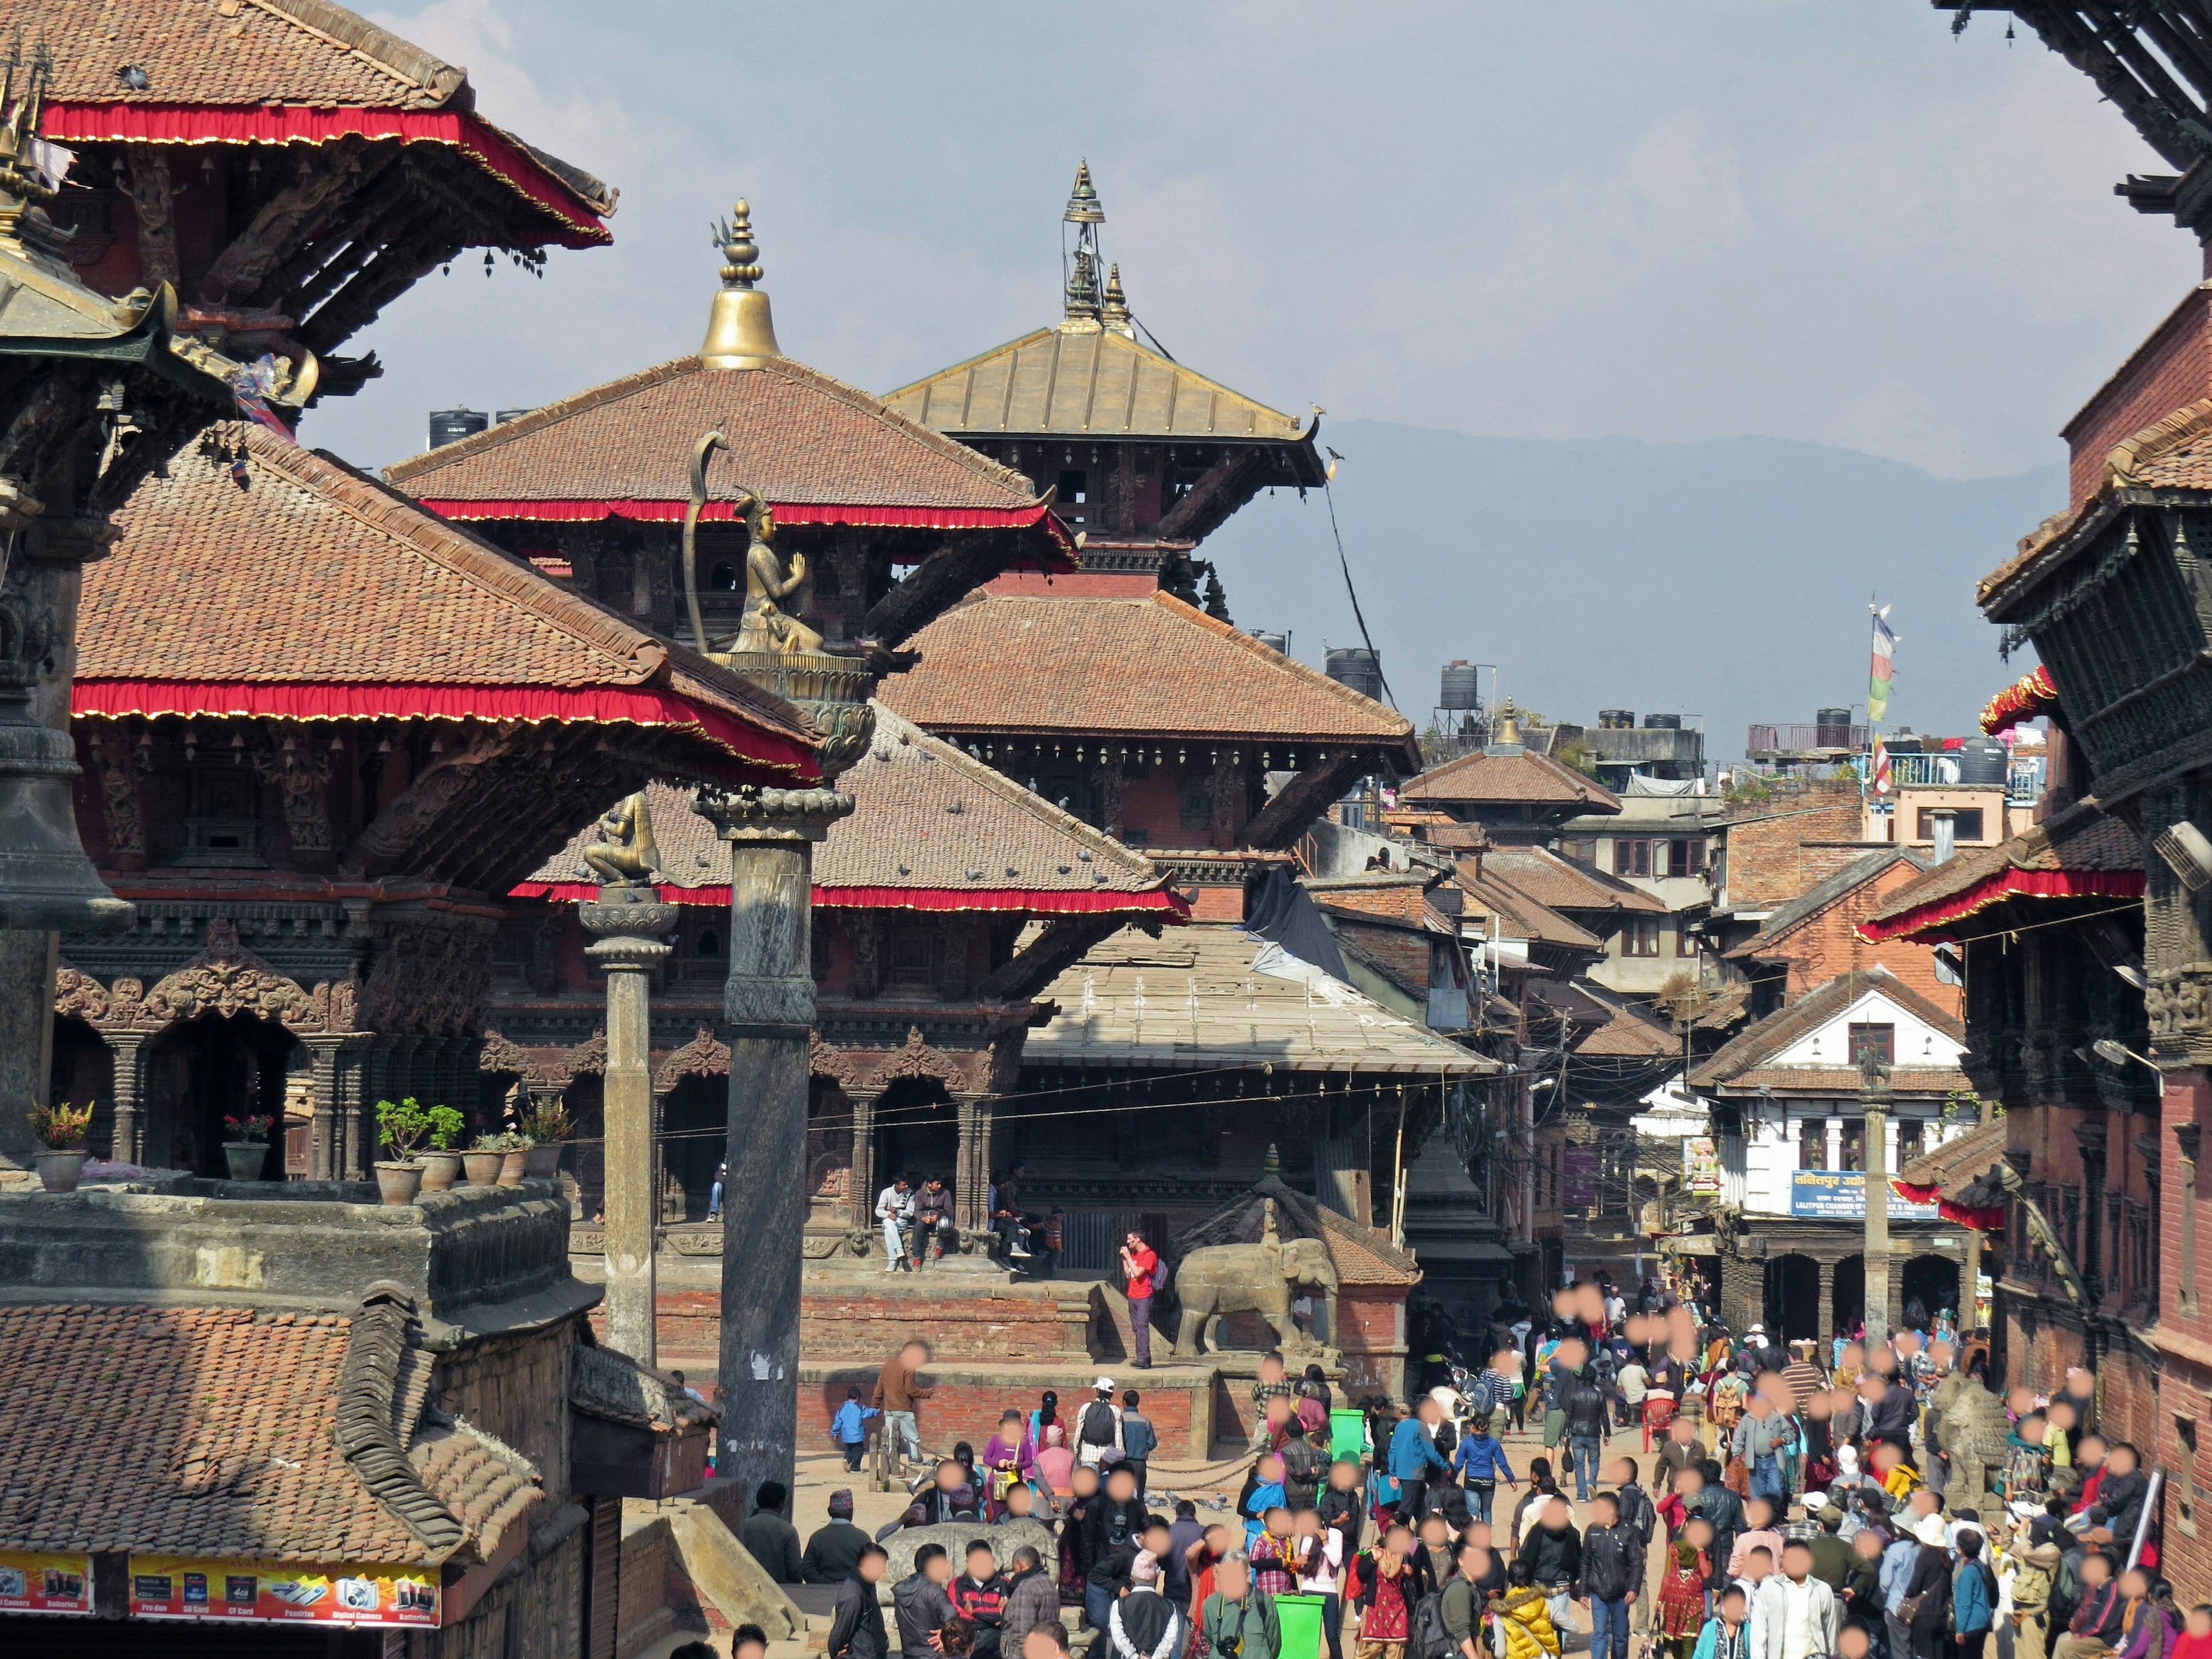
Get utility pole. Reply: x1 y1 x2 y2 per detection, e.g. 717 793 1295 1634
1860 1043 1893 1339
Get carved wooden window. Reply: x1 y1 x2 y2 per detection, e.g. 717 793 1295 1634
1800 1119 1828 1172
1614 839 1653 878
1839 1120 1864 1173
1622 918 1661 957
887 929 936 992
2127 1199 2154 1311
1895 1117 1925 1167
2061 1184 2082 1264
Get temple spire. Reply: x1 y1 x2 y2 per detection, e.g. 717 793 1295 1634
1101 262 1133 337
1060 160 1105 332
700 198 782 370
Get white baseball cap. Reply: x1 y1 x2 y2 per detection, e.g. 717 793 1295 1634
1094 1376 1116 1392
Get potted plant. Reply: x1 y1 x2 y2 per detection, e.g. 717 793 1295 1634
463 1132 507 1188
28 1101 93 1192
373 1097 430 1206
414 1104 469 1192
221 1114 274 1182
518 1103 571 1179
494 1130 533 1187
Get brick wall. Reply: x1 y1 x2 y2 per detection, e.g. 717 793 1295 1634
434 1512 590 1659
1724 793 1868 910
597 1283 1096 1369
437 1323 577 1505
1760 860 1961 1016
1333 918 1431 990
2062 285 2212 510
801 1362 1213 1460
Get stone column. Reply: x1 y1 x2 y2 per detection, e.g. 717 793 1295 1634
955 1092 994 1232
580 884 676 1366
849 1087 876 1230
1862 1065 1892 1339
107 1029 150 1165
0 931 55 1168
1817 1257 1836 1342
698 782 853 1511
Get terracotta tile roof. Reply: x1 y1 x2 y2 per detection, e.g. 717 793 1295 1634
386 355 1050 518
1689 969 1965 1090
1723 849 1930 959
1897 1117 2008 1198
884 324 1313 447
1397 748 1621 810
1171 1174 1422 1287
881 590 1418 749
0 1302 537 1567
1861 802 2141 937
81 423 815 753
1454 869 1603 953
571 1342 718 1434
1482 847 1669 914
1569 994 1679 1059
1721 1066 1971 1094
523 703 1175 910
1024 923 1493 1074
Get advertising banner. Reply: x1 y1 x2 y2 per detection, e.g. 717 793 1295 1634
1564 1147 1599 1209
0 1552 93 1615
1683 1137 1721 1195
1790 1171 1940 1220
127 1556 439 1625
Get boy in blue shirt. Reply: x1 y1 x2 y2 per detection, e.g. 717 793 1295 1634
831 1388 879 1472
1243 1451 1287 1545
1451 1413 1517 1524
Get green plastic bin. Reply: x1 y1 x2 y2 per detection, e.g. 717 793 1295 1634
1275 1592 1327 1659
1329 1406 1366 1463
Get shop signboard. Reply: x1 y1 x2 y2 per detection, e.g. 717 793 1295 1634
1683 1137 1721 1195
1564 1147 1599 1209
0 1552 93 1615
1790 1171 1940 1220
127 1556 438 1625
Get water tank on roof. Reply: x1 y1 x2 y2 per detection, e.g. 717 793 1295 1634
495 407 535 425
1643 713 1682 730
1956 734 2008 786
1440 661 1482 710
428 408 487 450
1251 630 1289 656
1815 706 1853 747
1598 709 1635 730
1324 646 1384 701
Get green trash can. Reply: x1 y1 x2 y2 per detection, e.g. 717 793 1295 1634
1330 1406 1366 1463
1275 1592 1327 1659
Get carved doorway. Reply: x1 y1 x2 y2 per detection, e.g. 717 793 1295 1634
50 1016 115 1156
143 1013 304 1177
658 1073 724 1221
1762 1252 1821 1343
876 1075 957 1190
1900 1254 1960 1332
1833 1254 1865 1339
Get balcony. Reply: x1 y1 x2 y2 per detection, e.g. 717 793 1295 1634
1747 722 1867 760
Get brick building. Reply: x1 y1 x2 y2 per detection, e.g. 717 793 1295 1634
1721 848 1950 1020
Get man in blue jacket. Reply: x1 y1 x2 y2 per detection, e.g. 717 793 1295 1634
1389 1395 1450 1524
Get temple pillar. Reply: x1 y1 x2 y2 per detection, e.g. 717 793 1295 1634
700 781 853 1512
304 1034 373 1180
848 1086 876 1230
581 886 676 1366
955 1092 994 1232
1817 1258 1836 1342
107 1029 150 1165
0 930 56 1168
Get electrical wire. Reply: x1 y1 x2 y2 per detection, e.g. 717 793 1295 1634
1320 478 1397 711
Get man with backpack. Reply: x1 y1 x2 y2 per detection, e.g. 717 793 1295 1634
1119 1389 1158 1497
1581 1491 1642 1659
1078 1377 1124 1472
1950 1531 1997 1659
1440 1536 1497 1659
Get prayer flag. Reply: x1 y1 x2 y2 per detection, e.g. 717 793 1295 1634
1868 607 1896 722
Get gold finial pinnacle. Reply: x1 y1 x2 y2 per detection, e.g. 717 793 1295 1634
1101 262 1132 336
701 195 781 369
1492 696 1521 747
1065 159 1104 226
714 199 762 289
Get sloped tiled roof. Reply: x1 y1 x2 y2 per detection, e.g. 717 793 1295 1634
1398 748 1621 810
1483 847 1668 914
1171 1173 1422 1287
0 1302 536 1566
1689 969 1965 1090
1859 802 2142 945
885 324 1311 445
524 703 1176 910
81 423 814 756
388 355 1051 518
1897 1118 2008 1199
1569 990 1679 1059
571 1342 718 1434
881 590 1417 750
1725 848 1930 959
1025 923 1493 1074
1455 868 1604 953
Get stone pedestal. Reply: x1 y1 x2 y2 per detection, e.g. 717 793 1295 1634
581 883 676 1365
699 781 854 1511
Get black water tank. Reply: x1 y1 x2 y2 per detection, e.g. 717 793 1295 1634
494 407 535 425
1815 706 1853 746
1440 661 1482 710
1643 713 1682 730
1956 734 2008 786
428 408 487 450
1324 646 1384 701
1250 630 1289 656
1598 709 1635 730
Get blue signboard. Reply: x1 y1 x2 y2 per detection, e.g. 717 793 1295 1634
1790 1170 1940 1220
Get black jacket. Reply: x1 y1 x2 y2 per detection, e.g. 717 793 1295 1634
895 1574 957 1657
2100 1471 2150 1541
1410 1542 1458 1601
1282 1435 1325 1510
1612 1482 1656 1550
830 1573 888 1659
1906 1547 1952 1634
803 1519 875 1584
1868 1386 1916 1443
1094 1540 1152 1602
1580 1521 1639 1601
1110 1589 1185 1658
1319 1485 1365 1557
1517 1521 1582 1590
1084 1497 1150 1580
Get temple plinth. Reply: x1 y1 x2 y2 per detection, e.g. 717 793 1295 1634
581 884 678 1363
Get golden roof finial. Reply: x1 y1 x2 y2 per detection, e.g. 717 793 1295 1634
1059 160 1105 333
1491 696 1522 748
0 33 60 257
700 198 781 370
1065 159 1104 226
1063 248 1101 328
1101 262 1133 337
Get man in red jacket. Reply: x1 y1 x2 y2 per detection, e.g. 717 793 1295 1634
1120 1230 1160 1370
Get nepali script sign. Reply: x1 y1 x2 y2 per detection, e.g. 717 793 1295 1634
1790 1170 1939 1219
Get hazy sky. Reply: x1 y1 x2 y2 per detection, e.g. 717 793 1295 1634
319 0 2194 483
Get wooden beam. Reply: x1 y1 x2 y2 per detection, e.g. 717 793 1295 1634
197 141 371 305
974 914 1128 1006
1152 448 1273 546
861 528 1027 649
124 150 179 290
1243 751 1376 851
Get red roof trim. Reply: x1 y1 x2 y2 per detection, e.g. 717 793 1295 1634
72 678 817 782
1893 1181 2005 1231
41 102 609 247
510 880 1190 916
415 496 1078 562
1980 664 2060 736
1855 865 2143 945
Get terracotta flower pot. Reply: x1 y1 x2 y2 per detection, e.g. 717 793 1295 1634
33 1149 86 1193
497 1149 528 1187
524 1143 563 1179
463 1151 504 1187
374 1160 423 1207
222 1141 269 1182
417 1150 463 1192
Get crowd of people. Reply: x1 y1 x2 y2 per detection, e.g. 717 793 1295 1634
779 1272 2205 1659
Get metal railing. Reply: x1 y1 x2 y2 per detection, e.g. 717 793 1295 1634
1748 722 1868 753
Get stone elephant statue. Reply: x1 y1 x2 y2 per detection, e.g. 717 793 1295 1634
1171 1236 1339 1358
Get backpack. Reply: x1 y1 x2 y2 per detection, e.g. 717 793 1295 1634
1410 1590 1456 1659
1467 1374 1498 1418
1081 1399 1119 1448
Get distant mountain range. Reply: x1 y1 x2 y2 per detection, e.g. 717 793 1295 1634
1198 420 2063 765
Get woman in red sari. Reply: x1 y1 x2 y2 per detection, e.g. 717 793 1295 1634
1352 1523 1415 1659
1657 1539 1711 1659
